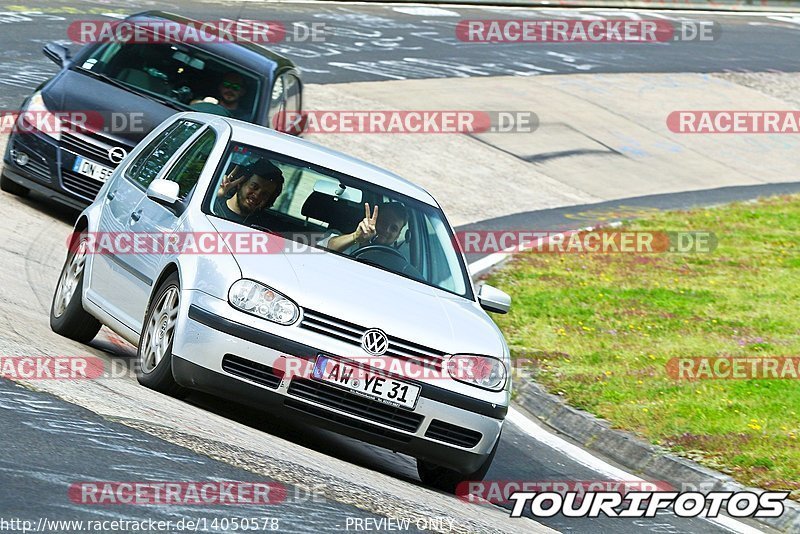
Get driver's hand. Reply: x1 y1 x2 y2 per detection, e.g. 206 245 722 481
353 203 378 245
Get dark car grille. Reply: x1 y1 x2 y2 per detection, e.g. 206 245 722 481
61 170 103 201
425 419 482 448
300 309 447 370
221 355 282 390
60 129 126 168
287 377 424 433
24 157 51 181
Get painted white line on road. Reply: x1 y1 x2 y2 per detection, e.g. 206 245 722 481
506 408 762 534
392 6 461 16
231 0 800 17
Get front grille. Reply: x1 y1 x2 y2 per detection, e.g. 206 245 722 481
60 128 125 168
300 309 447 370
284 399 413 443
425 419 482 448
287 377 424 433
221 355 281 389
24 157 51 181
61 170 103 200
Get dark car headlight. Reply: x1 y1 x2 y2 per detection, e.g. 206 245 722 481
18 92 61 141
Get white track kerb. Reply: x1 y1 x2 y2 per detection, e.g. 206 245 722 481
469 229 767 534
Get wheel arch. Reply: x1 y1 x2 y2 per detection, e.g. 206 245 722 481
148 262 181 311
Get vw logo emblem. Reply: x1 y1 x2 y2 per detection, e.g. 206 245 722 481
108 146 128 165
361 328 388 356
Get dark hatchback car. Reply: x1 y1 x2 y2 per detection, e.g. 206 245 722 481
1 11 303 209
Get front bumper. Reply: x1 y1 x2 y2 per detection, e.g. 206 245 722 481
172 291 506 473
2 130 109 209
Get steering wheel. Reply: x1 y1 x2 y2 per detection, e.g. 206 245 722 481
352 245 423 280
189 101 232 118
352 244 406 261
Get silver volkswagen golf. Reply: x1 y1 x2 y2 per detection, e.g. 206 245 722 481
50 112 512 492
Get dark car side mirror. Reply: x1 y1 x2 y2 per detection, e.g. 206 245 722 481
43 43 71 67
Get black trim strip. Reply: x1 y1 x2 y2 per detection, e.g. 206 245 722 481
187 304 507 419
188 304 317 361
106 253 153 286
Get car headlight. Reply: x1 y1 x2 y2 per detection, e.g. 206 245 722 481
228 279 299 325
19 92 61 141
447 354 507 391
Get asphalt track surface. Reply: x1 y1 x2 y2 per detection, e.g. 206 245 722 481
1 0 800 105
0 0 797 533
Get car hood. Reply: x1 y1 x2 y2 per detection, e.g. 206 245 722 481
43 69 178 147
208 218 505 357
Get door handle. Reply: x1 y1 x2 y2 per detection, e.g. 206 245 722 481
106 190 116 201
130 210 142 222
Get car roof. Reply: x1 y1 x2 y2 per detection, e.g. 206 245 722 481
196 113 438 206
125 11 297 75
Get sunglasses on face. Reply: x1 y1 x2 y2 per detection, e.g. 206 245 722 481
222 81 242 91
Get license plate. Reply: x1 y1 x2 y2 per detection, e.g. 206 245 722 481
311 355 420 410
72 156 114 182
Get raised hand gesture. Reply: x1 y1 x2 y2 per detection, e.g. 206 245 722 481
217 165 248 198
353 203 379 245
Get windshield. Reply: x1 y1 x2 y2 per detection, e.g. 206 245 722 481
74 41 259 121
204 142 472 298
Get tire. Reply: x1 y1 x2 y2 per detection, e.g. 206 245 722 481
136 272 186 397
417 431 501 494
1 172 30 197
50 232 102 343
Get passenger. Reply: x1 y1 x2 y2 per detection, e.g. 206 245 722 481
322 202 407 253
214 159 284 225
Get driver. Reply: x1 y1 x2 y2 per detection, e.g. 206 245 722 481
322 202 407 254
191 71 250 120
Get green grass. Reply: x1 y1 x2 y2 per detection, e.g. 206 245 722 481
487 195 800 498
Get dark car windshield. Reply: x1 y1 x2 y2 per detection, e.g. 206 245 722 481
74 41 260 121
204 142 473 299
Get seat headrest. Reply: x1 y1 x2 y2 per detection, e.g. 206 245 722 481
301 192 361 232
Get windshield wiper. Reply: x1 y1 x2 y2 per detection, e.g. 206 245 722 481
73 67 189 111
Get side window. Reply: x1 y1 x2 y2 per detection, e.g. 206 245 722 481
125 119 201 189
162 128 216 200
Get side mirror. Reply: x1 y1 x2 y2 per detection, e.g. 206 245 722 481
43 43 70 67
146 179 180 206
478 284 511 314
